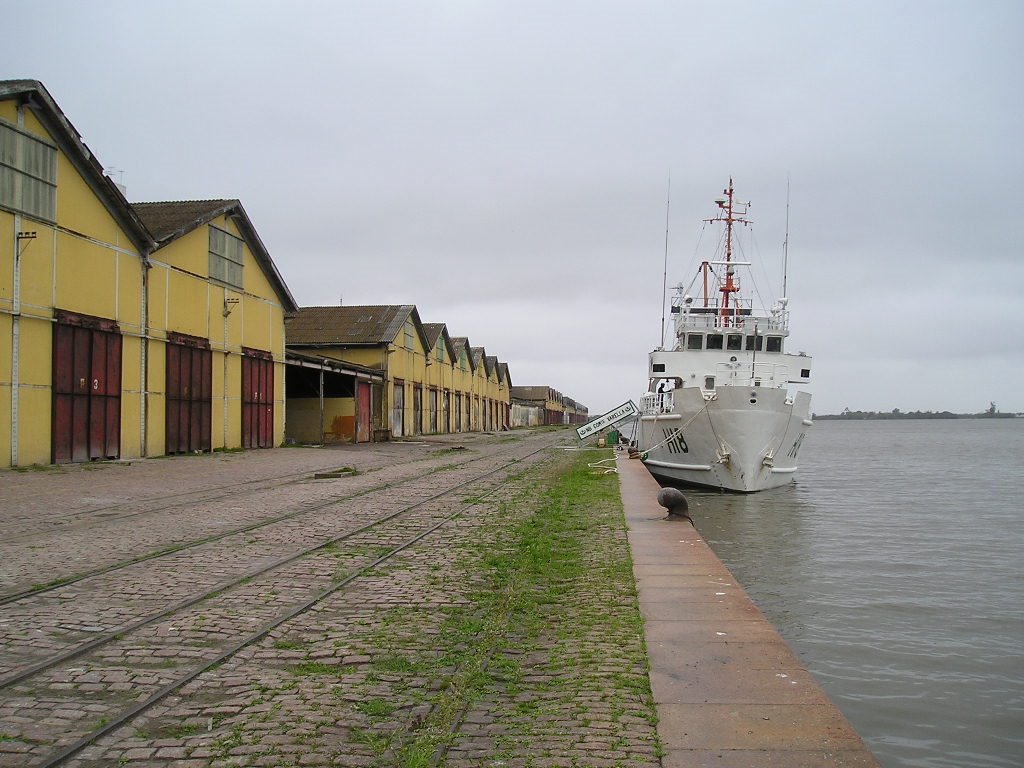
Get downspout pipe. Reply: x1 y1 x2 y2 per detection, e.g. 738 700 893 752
140 255 151 456
11 213 23 466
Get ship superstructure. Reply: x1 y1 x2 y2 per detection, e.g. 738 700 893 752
637 180 813 492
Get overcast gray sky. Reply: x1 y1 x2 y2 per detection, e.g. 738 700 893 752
5 0 1022 415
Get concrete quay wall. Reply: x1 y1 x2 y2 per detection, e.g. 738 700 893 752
617 452 882 767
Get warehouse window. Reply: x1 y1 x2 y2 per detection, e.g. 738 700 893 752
405 323 414 350
209 226 244 289
0 121 57 222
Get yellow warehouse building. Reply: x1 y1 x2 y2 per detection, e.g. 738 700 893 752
285 306 511 440
1 80 297 467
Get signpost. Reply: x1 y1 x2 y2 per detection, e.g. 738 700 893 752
575 400 639 441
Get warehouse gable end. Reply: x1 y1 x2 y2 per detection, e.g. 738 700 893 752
132 200 297 314
2 79 300 467
1 80 156 467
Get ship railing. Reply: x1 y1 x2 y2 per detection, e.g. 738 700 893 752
715 361 789 386
640 392 674 415
673 310 788 333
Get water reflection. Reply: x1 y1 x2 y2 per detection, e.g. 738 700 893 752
652 419 1024 768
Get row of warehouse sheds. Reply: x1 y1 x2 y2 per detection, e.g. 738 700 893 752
0 80 587 467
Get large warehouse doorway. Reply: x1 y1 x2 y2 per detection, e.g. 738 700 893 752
165 333 212 454
52 311 122 463
242 349 275 449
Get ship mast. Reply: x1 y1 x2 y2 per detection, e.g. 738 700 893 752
704 178 751 326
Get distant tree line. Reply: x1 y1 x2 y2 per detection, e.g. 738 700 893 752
814 403 1017 420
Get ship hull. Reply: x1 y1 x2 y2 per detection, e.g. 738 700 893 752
637 386 811 493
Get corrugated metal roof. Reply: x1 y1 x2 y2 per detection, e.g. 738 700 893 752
132 200 236 242
421 323 445 349
470 347 489 375
286 305 419 346
511 386 552 402
448 337 476 372
421 322 459 363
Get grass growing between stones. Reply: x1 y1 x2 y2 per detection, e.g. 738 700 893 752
393 449 662 767
134 443 658 767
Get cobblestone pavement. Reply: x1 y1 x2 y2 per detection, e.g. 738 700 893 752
0 433 661 767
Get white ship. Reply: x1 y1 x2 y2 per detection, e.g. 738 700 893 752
637 179 813 492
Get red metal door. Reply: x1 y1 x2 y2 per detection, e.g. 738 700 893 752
242 350 274 449
166 334 212 454
357 381 371 443
52 312 121 464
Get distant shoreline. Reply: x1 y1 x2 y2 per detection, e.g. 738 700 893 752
814 411 1018 420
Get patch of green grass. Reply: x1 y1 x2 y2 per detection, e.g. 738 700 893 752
397 741 436 768
432 446 470 456
371 655 418 674
11 463 63 473
355 699 397 718
292 661 351 677
273 639 304 650
213 722 246 756
31 575 76 592
514 700 539 716
348 726 390 754
441 613 485 641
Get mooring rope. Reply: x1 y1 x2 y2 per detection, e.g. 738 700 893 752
587 457 619 474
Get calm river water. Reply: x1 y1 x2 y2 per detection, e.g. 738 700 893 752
688 419 1023 768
